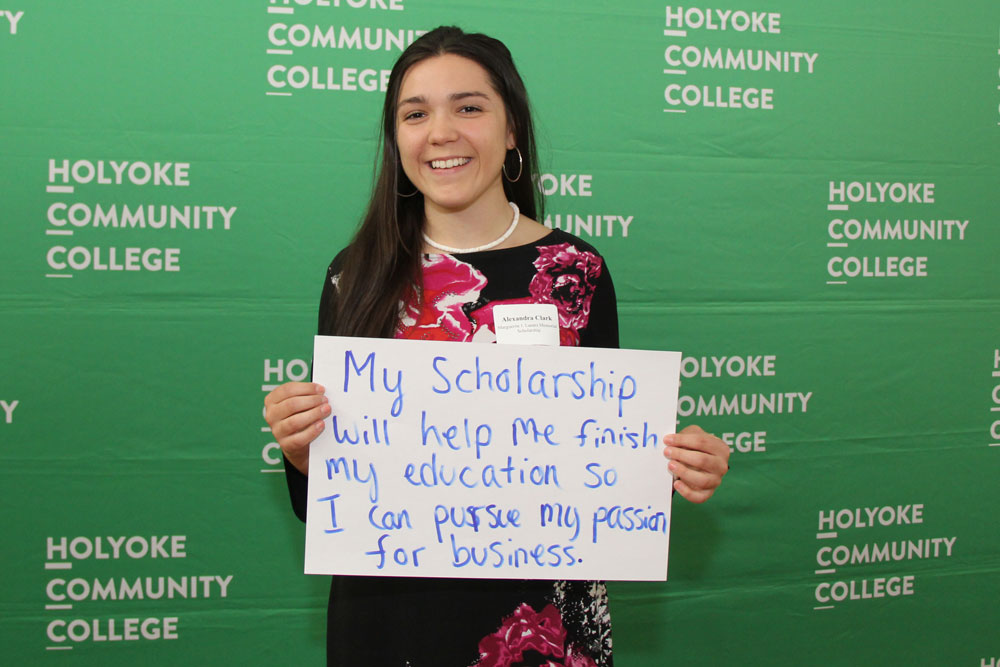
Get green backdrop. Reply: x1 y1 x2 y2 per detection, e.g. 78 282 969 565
2 1 999 665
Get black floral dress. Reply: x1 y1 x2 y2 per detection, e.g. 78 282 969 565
284 229 620 666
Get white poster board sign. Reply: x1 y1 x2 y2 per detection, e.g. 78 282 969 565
305 335 681 581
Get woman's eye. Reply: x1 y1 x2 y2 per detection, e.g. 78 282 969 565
403 111 425 121
459 105 482 113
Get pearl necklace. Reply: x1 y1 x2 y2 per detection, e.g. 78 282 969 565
422 202 519 254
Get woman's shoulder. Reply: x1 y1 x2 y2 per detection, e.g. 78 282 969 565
537 227 606 257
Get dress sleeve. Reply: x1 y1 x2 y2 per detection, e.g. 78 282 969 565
578 255 620 349
283 257 342 523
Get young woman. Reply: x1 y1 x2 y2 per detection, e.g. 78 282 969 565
264 26 730 666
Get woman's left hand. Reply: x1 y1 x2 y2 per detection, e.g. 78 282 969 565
663 425 730 503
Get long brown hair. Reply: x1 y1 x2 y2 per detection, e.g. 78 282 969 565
326 26 543 337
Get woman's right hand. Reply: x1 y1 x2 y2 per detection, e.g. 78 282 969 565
264 382 330 476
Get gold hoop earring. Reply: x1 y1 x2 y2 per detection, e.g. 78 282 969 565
503 147 523 183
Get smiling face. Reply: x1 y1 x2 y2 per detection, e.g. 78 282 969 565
395 53 515 215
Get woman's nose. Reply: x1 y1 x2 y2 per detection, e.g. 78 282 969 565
427 113 458 144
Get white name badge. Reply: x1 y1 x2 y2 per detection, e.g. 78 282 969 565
493 304 561 346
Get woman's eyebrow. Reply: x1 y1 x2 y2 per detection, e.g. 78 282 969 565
398 91 491 106
451 91 491 102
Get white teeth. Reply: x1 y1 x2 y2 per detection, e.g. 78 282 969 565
430 157 471 169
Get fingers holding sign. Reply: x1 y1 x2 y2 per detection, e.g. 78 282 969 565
264 382 329 475
663 425 730 504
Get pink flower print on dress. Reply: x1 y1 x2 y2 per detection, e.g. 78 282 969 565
476 603 597 667
529 244 603 334
395 254 486 341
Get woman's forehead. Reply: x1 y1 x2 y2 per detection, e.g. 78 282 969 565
397 54 498 104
